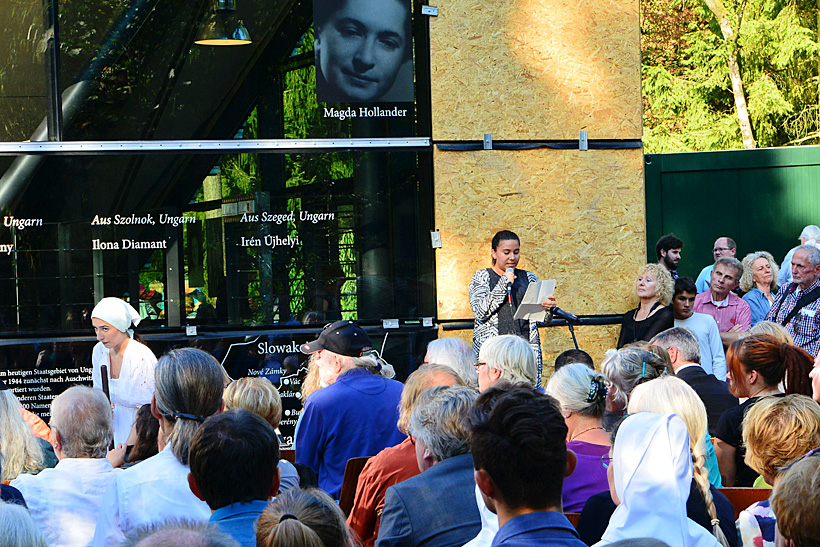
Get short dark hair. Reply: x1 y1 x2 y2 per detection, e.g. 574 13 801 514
655 234 683 260
554 349 594 371
467 382 567 510
673 277 697 297
189 409 279 510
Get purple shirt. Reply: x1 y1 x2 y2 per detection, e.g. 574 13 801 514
693 291 751 333
562 441 610 512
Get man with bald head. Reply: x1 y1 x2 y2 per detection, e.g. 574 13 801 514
695 237 737 293
11 386 117 547
766 244 820 356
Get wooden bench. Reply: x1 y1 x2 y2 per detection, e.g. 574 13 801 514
339 456 372 516
717 487 771 520
565 512 581 529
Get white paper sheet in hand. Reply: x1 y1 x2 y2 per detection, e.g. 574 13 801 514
513 280 556 322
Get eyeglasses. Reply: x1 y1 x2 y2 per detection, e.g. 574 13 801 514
601 455 612 469
474 362 488 371
408 433 416 446
714 247 732 253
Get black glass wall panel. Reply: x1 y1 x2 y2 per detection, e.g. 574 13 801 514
0 1 48 141
4 0 429 143
0 149 434 334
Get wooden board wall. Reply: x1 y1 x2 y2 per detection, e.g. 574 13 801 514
434 148 646 359
428 0 641 141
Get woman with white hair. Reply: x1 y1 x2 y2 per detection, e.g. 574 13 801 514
92 348 224 547
91 297 158 445
0 500 48 547
0 385 48 481
476 334 537 391
739 251 779 326
600 346 669 428
546 363 610 512
424 337 478 388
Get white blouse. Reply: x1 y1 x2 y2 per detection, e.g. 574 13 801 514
92 446 210 547
91 339 157 445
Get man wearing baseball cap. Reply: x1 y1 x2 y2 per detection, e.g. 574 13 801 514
295 321 405 498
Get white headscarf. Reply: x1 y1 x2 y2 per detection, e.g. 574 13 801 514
91 297 141 338
595 412 720 547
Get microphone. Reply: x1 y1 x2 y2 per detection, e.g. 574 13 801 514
551 307 579 323
505 268 514 304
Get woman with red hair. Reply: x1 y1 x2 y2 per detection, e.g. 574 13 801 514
714 334 812 486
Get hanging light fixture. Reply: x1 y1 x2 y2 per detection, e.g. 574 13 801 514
195 0 252 46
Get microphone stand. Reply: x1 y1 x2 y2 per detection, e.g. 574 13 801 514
567 321 580 351
100 364 114 450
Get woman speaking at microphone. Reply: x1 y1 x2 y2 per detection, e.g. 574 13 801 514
469 230 555 385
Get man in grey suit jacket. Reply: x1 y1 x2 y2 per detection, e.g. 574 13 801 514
650 327 738 436
376 386 481 547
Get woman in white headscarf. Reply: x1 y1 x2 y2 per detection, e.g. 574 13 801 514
595 412 720 547
91 297 158 445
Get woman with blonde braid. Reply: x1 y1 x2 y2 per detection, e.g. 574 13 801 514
629 376 736 547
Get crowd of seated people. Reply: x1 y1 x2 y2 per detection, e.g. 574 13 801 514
3 306 820 547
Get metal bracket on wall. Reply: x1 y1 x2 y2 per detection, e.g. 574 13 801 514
422 5 439 16
579 130 588 151
483 133 493 150
430 230 442 249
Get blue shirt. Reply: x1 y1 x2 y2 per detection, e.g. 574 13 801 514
295 367 405 497
210 500 269 547
743 287 774 327
696 264 714 294
491 511 586 547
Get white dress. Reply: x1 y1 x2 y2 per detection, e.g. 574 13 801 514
92 446 210 547
91 339 157 445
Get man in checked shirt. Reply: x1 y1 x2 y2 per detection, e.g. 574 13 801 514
766 245 820 356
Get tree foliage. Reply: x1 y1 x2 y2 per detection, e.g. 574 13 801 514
642 0 820 152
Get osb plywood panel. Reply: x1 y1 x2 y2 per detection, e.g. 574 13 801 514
429 0 641 141
439 324 622 388
435 147 645 325
539 324 622 385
